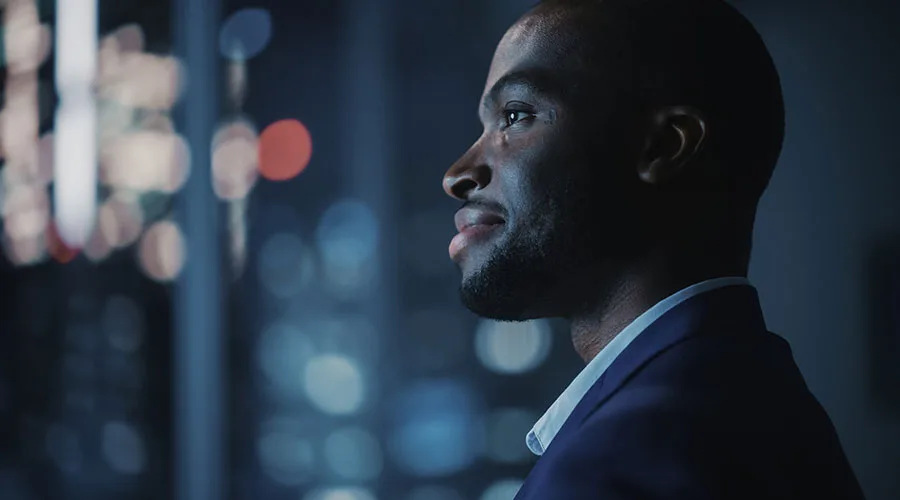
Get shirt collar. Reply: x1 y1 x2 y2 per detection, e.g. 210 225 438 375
525 276 753 455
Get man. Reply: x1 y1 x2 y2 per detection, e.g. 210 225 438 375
442 0 866 498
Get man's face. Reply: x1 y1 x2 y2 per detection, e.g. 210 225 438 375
443 14 639 321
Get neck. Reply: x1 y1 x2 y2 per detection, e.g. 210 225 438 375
569 247 747 363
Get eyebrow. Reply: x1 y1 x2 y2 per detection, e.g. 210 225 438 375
480 68 566 111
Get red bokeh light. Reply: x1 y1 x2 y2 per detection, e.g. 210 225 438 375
47 221 79 263
258 119 312 181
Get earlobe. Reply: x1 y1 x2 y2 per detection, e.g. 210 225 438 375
636 106 707 185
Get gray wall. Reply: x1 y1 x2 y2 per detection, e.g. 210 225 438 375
743 1 900 499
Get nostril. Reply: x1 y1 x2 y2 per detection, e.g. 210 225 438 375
451 178 480 199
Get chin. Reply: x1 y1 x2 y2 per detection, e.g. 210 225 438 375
458 262 562 322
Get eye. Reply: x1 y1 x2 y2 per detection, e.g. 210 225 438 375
504 109 534 127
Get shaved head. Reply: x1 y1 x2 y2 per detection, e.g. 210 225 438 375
444 0 784 320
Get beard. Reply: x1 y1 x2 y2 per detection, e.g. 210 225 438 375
459 173 601 321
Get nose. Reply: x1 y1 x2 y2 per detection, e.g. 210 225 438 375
442 145 491 200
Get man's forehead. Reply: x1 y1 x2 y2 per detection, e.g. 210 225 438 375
483 16 554 97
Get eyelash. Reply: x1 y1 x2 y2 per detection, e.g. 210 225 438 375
503 109 535 128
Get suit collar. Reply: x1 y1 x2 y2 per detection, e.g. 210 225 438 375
550 283 766 447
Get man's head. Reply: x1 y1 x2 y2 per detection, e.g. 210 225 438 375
443 0 784 321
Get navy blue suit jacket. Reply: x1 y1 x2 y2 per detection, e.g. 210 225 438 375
515 285 865 499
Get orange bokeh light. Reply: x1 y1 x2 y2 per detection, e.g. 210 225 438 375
47 221 79 263
258 119 312 181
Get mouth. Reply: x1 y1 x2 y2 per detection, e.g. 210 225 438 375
449 207 506 261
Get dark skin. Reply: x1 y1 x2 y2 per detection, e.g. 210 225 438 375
442 11 748 362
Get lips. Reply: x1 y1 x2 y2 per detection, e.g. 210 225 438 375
449 206 506 260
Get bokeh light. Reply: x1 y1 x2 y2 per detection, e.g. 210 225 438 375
257 232 316 298
305 315 380 366
219 8 273 61
2 234 46 266
475 319 552 374
258 119 313 181
388 379 482 477
303 354 365 415
257 322 315 399
46 221 79 263
483 408 536 463
480 479 524 500
323 426 383 480
1 182 49 241
101 131 190 193
304 487 377 500
97 24 181 111
257 416 317 486
138 220 186 282
97 194 144 249
315 199 379 299
212 120 259 200
101 421 146 475
1 0 52 73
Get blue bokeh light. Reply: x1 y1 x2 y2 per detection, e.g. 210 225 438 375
388 379 482 477
219 8 273 61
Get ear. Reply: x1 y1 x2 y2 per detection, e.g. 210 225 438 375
636 106 707 185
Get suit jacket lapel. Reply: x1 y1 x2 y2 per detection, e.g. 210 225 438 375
552 284 767 446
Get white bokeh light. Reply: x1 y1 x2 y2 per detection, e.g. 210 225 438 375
323 426 383 480
303 354 365 415
480 479 524 500
475 320 552 374
53 0 99 248
305 487 377 500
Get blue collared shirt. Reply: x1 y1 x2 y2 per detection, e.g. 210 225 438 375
525 276 754 456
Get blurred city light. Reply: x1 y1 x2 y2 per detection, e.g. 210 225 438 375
258 119 313 181
257 322 315 399
1 0 51 73
97 194 144 249
101 130 190 193
315 198 379 299
219 8 273 61
303 354 365 415
257 416 317 486
388 379 481 477
53 0 98 248
323 426 383 480
212 120 259 200
304 487 377 500
475 319 552 374
138 220 186 282
101 421 146 475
